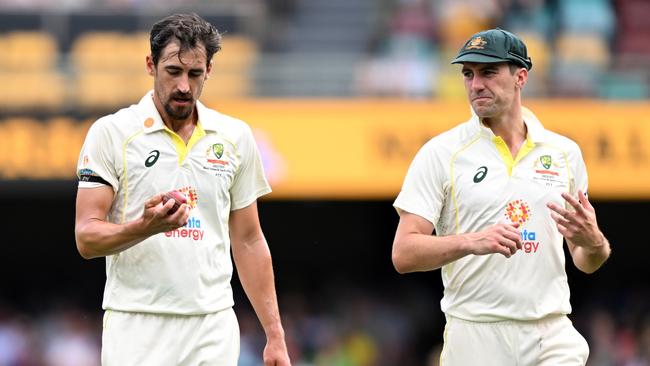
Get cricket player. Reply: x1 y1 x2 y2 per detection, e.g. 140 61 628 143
74 13 291 366
392 28 611 365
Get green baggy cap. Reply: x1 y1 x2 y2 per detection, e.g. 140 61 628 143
451 28 533 70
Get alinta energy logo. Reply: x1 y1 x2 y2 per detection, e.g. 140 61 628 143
504 199 540 254
164 186 205 241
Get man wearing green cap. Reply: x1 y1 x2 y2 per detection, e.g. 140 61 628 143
392 29 611 365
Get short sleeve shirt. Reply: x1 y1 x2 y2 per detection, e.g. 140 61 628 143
394 107 588 321
77 91 271 315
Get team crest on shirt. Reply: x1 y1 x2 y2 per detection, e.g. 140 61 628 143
202 142 233 177
533 154 559 175
504 199 540 254
212 143 224 159
540 155 552 169
532 153 567 188
206 143 228 165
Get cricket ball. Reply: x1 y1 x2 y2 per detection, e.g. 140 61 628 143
162 190 188 215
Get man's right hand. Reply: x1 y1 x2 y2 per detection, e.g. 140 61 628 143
75 187 192 259
393 212 526 273
138 193 191 235
465 223 522 258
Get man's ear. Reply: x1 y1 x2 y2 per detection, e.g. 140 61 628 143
146 55 155 76
205 60 213 80
516 67 528 88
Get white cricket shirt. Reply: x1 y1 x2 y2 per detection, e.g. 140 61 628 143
77 91 271 315
394 107 588 322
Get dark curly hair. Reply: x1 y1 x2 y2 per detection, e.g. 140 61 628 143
150 13 222 67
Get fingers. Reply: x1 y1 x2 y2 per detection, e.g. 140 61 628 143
501 227 522 251
145 193 164 208
168 203 191 226
161 198 177 215
550 211 570 227
548 191 595 226
555 222 569 238
547 201 570 219
559 192 585 213
578 190 594 211
499 232 521 255
497 239 518 256
143 195 191 232
489 224 522 257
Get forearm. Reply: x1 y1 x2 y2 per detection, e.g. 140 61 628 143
75 218 150 259
392 232 472 273
570 236 611 274
233 238 285 339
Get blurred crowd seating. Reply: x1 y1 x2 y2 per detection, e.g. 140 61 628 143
359 0 649 99
69 31 256 109
0 0 648 111
0 31 65 110
1 287 649 366
0 29 257 112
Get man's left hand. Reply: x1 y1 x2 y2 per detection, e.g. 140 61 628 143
547 190 605 251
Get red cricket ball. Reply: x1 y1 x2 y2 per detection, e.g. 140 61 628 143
162 190 188 215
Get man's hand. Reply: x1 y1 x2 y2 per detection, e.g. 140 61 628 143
465 223 523 258
547 190 610 273
547 190 605 252
138 193 190 235
262 335 291 366
76 187 192 259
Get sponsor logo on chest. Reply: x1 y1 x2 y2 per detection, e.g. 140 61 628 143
164 216 205 241
504 199 540 254
164 186 205 241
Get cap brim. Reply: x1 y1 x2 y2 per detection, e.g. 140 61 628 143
450 53 508 65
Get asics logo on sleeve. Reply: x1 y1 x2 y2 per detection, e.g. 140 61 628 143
144 150 160 167
473 166 488 183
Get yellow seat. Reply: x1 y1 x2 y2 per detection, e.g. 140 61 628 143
71 32 120 70
204 35 258 99
0 71 64 110
0 117 43 178
214 35 258 68
555 33 610 69
517 31 550 76
76 70 151 110
5 31 58 70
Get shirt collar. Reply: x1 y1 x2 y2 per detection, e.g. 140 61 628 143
138 90 219 133
470 105 549 143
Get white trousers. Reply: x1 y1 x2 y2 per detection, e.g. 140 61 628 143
440 314 589 366
101 307 239 366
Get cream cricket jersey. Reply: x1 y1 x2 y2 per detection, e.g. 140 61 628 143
394 107 588 322
77 91 271 315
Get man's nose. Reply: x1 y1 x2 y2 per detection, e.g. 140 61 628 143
470 76 484 91
177 74 190 93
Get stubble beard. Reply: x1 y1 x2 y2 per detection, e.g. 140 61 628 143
164 97 195 121
472 101 498 119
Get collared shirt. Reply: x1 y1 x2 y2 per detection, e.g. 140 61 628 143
394 107 588 322
77 91 271 315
